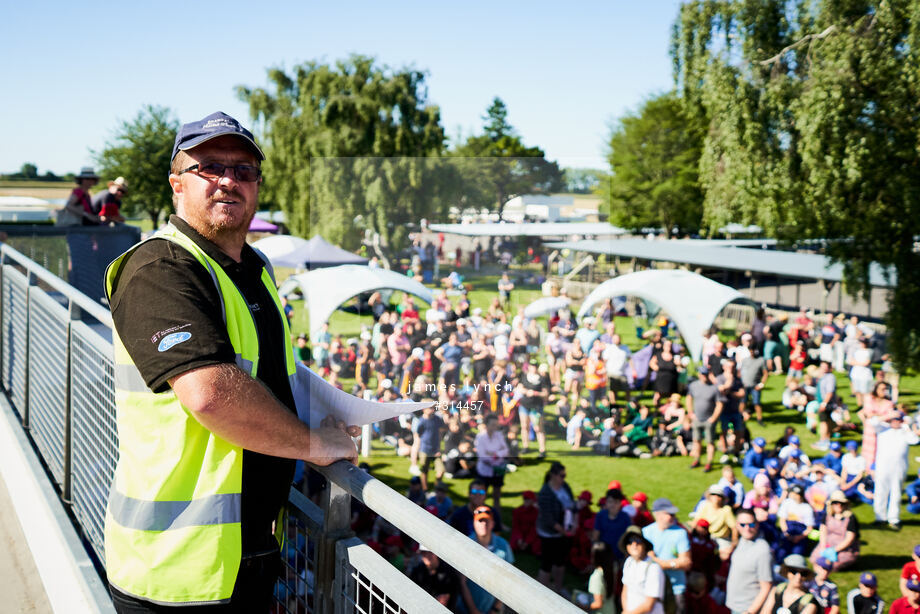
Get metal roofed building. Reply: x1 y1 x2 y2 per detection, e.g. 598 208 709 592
546 238 894 317
545 238 895 287
428 222 626 237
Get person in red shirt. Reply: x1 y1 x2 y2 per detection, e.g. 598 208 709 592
901 545 920 598
892 579 920 614
689 519 720 589
570 493 596 573
510 491 540 554
400 296 419 321
686 570 729 614
629 491 654 527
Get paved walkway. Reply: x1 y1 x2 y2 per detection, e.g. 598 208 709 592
0 471 52 613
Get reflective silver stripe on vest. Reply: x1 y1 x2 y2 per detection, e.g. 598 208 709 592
109 490 242 531
114 363 152 393
235 354 254 375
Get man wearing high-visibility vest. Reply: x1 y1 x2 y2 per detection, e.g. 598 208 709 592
104 111 359 612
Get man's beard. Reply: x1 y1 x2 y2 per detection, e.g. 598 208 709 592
196 189 254 241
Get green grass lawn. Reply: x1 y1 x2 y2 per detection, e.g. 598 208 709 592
284 264 919 604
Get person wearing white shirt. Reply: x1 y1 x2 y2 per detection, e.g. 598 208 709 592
777 484 815 559
621 528 665 614
602 333 635 405
474 414 510 513
840 441 868 500
871 411 920 529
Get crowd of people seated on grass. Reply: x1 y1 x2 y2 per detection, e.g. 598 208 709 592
288 273 916 612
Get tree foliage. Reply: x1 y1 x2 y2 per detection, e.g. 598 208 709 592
605 93 704 237
452 98 564 220
563 168 605 194
236 55 450 251
672 0 920 369
19 163 38 179
95 105 178 225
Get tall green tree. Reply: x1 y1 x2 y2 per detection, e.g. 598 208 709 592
95 105 178 225
672 0 920 369
236 55 450 250
453 98 563 220
19 163 38 179
605 93 704 237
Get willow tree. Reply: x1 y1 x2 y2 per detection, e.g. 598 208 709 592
672 0 920 369
236 55 449 250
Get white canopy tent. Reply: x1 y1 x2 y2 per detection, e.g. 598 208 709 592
576 270 755 361
278 265 434 339
523 296 571 319
251 235 312 268
251 234 367 269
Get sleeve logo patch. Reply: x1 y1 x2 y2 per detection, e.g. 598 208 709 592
158 331 192 352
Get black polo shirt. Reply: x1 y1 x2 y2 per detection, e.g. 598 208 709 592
109 214 296 554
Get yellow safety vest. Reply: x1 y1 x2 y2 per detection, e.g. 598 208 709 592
103 223 295 605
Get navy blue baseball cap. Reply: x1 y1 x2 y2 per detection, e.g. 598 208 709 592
829 441 841 452
753 437 766 448
171 111 264 162
789 435 800 445
859 572 877 587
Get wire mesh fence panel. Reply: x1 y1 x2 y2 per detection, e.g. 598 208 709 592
26 289 69 486
274 491 324 614
69 320 118 565
2 265 29 415
334 539 451 614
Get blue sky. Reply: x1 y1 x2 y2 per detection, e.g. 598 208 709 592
1 1 684 175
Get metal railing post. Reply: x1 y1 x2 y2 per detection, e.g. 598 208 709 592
62 299 82 504
315 476 353 614
0 249 5 399
22 270 34 428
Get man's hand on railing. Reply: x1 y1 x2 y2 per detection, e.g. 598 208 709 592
309 416 359 466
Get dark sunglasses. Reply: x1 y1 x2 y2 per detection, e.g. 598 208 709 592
470 488 487 495
179 162 261 183
738 522 757 528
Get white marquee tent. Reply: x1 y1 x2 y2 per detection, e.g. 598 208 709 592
576 270 755 361
523 296 571 319
252 235 312 268
278 265 434 339
252 234 367 269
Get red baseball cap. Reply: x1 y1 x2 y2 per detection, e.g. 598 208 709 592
632 491 648 503
578 490 593 502
608 480 622 490
522 490 537 501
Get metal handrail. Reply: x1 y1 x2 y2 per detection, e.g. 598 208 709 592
317 461 580 614
0 243 112 327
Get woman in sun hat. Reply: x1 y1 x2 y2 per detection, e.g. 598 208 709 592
61 166 101 225
811 489 860 570
620 526 665 614
761 554 818 614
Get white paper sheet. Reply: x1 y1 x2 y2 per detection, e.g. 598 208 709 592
291 362 432 427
